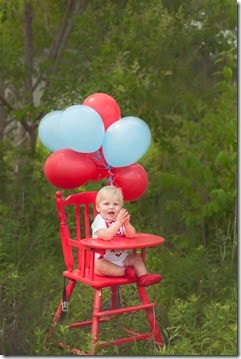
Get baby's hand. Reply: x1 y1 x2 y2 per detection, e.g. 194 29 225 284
117 208 130 225
123 214 130 226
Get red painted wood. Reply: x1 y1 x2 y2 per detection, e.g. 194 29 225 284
50 190 165 354
81 233 165 250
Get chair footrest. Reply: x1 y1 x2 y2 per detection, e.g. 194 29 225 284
99 331 157 348
69 317 111 329
97 302 155 317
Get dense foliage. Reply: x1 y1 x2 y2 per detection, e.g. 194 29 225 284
0 0 237 355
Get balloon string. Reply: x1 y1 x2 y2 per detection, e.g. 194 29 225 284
91 150 104 167
91 150 113 184
106 165 113 185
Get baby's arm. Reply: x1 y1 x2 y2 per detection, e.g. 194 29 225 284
123 213 136 238
96 208 135 240
124 221 136 238
96 221 123 241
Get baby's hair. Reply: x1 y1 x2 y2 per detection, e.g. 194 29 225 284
96 185 123 207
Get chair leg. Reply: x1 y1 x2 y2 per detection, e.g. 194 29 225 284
90 288 102 354
110 286 121 309
52 279 76 324
49 279 76 349
137 285 164 344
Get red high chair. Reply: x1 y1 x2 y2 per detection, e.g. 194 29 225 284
50 190 165 355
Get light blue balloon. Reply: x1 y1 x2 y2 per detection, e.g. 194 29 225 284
59 105 105 153
38 110 66 152
102 116 151 167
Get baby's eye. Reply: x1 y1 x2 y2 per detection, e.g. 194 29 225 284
114 202 120 206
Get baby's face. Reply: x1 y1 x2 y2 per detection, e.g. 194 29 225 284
97 197 122 221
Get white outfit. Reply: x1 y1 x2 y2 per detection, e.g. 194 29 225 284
91 214 129 266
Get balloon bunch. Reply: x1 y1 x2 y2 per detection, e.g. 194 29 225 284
38 93 151 201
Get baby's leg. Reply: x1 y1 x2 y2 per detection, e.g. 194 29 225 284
124 253 162 287
123 254 147 277
95 258 125 277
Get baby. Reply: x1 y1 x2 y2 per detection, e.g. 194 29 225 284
91 185 161 287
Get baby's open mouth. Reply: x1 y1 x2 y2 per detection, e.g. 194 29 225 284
108 211 114 215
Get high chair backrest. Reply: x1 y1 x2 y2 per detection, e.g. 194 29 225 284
56 191 98 272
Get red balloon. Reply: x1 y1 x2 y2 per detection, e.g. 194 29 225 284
83 93 121 130
85 149 110 182
86 148 109 168
112 163 148 201
91 167 109 182
44 149 96 189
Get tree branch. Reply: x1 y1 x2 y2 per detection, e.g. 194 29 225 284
24 1 34 103
33 0 87 92
0 94 15 111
